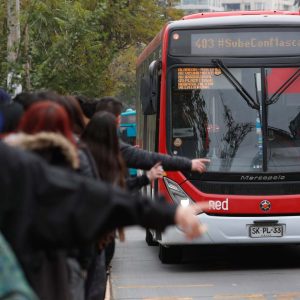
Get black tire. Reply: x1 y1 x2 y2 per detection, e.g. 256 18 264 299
145 229 158 246
159 245 182 264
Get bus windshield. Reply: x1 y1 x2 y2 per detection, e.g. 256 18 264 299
170 66 300 173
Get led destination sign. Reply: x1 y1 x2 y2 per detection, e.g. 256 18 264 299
192 32 300 56
177 67 220 90
170 29 300 56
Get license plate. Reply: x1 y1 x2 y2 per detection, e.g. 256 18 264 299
249 224 284 238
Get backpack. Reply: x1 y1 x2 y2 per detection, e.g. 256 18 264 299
0 232 38 300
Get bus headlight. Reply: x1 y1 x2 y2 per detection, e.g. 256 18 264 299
163 177 194 207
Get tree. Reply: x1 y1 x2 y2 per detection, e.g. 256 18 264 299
105 46 138 107
104 0 183 107
6 0 21 94
0 0 182 99
163 0 183 20
0 1 8 88
21 0 170 96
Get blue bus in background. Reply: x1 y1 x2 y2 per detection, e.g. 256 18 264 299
120 108 137 176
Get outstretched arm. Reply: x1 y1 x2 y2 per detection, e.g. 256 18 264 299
120 140 192 171
0 142 206 250
120 140 210 173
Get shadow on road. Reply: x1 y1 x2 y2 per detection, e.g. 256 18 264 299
156 244 300 271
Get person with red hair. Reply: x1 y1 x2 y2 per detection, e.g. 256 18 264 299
6 100 86 300
18 101 76 145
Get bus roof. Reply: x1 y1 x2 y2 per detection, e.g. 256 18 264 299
137 10 300 67
170 12 300 30
121 108 136 116
182 10 300 20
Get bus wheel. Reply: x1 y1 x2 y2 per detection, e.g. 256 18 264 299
145 229 158 246
159 245 182 264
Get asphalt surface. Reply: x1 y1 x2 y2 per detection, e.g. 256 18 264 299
109 227 300 300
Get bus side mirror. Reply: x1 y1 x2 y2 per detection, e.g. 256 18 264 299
141 60 161 115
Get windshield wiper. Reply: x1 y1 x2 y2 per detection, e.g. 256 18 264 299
267 67 300 105
212 59 260 110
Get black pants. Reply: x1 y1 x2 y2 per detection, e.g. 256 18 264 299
104 239 115 270
85 250 106 300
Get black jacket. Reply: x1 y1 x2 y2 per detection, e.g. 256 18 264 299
126 174 150 191
0 141 176 298
120 140 192 171
4 132 80 300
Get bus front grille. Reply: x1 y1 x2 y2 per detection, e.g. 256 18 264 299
191 181 300 195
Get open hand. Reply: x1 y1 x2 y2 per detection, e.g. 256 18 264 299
191 158 211 173
174 203 208 240
146 162 164 182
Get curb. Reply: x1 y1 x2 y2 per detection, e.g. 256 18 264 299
104 274 112 300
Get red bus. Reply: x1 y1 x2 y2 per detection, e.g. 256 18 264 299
136 10 300 263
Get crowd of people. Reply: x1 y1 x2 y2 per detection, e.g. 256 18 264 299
0 88 209 300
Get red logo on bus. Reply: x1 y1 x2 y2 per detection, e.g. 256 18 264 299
260 200 271 212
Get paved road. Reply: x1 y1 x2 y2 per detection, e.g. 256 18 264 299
110 227 300 300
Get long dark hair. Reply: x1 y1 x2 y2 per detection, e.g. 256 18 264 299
81 111 126 187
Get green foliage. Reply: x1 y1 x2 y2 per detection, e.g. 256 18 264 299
0 0 182 99
0 1 8 87
106 46 138 107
